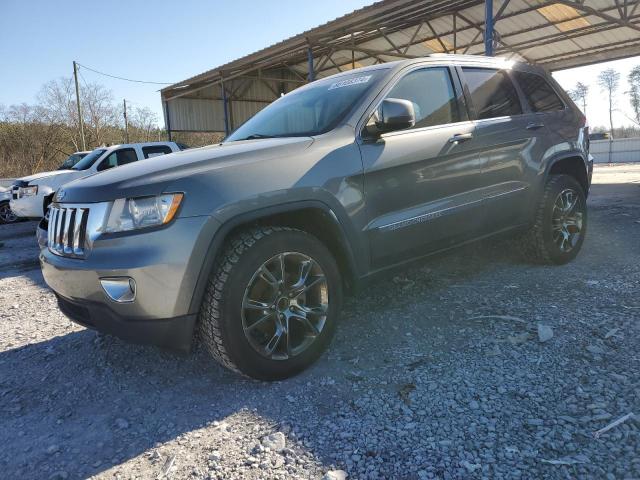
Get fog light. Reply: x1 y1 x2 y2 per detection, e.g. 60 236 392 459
100 277 136 303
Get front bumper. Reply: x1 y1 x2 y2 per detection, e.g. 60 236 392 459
10 194 43 219
55 293 197 351
40 215 221 350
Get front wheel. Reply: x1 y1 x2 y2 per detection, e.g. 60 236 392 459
0 201 18 224
521 174 587 264
199 226 343 380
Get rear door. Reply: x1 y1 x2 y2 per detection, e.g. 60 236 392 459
459 66 542 233
359 64 485 268
96 147 139 172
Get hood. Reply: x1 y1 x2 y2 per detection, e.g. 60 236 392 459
62 137 314 203
18 169 75 184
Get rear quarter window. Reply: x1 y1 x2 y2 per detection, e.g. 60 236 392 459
512 71 565 112
142 145 173 159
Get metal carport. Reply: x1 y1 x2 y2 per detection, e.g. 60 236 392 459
161 0 640 137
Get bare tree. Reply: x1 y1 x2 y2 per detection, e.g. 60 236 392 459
130 106 159 142
628 66 640 125
598 68 620 139
568 81 589 116
0 103 66 176
37 77 120 149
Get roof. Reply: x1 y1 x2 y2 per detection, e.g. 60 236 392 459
161 0 640 132
162 0 640 101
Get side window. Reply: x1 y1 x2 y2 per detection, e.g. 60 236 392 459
462 68 522 120
512 71 565 112
97 148 138 171
142 145 172 159
385 67 465 129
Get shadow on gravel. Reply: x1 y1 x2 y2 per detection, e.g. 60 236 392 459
0 236 525 478
1 329 256 477
1 185 638 478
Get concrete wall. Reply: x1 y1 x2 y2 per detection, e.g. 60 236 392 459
590 138 640 164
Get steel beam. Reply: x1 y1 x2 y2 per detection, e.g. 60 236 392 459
307 47 315 82
164 101 172 141
221 79 230 136
484 0 494 56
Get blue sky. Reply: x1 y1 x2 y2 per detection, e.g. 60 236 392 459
1 0 638 130
0 0 372 120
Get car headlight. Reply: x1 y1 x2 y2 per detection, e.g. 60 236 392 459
104 193 183 233
19 185 38 197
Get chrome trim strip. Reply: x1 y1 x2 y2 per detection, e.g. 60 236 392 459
376 186 527 232
484 186 527 200
378 198 482 232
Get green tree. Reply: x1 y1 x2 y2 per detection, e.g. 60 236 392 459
568 81 589 115
628 66 640 125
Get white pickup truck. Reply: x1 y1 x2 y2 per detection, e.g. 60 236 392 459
10 142 187 219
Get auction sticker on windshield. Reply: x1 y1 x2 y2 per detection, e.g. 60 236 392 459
328 75 372 90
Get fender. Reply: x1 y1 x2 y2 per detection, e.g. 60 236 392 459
541 151 591 193
187 199 364 315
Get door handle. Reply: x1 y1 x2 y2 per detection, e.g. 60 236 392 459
526 122 545 130
448 133 473 143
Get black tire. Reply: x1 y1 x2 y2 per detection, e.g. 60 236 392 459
521 174 587 265
199 226 343 380
0 201 19 224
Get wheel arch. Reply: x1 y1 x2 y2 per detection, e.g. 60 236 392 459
188 201 362 315
544 154 590 196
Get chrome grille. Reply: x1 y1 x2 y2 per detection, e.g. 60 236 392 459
48 205 90 257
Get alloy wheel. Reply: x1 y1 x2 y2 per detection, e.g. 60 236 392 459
551 188 584 253
0 203 17 223
241 252 329 360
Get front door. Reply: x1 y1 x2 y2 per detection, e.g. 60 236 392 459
359 66 486 269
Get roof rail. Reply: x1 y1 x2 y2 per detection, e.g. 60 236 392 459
428 53 513 63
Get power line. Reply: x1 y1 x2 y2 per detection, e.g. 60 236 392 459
75 61 175 85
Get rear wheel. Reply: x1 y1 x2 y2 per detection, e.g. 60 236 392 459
199 226 342 380
521 174 587 264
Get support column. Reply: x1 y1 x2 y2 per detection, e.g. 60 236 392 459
164 100 172 141
307 47 315 82
453 13 457 54
221 77 230 136
484 0 494 56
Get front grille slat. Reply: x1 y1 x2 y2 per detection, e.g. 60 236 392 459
72 209 85 255
48 208 57 249
47 205 91 258
62 209 74 254
56 209 66 253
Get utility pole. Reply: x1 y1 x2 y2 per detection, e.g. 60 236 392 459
123 99 129 143
73 61 86 151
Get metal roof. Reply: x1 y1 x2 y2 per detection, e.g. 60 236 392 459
162 0 640 133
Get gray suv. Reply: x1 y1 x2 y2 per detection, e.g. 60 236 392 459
40 55 591 380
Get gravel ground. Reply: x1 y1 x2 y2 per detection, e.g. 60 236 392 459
1 164 639 480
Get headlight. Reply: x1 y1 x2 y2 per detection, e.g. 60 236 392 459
19 185 38 197
104 193 183 233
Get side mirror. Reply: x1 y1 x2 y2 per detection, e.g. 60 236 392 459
365 98 416 138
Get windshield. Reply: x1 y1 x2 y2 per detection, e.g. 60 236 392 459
71 149 107 171
59 153 87 169
225 70 386 142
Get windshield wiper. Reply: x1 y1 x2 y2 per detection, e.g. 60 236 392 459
237 134 278 141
